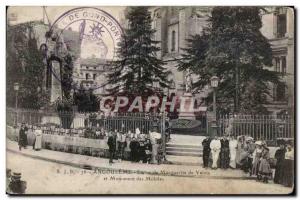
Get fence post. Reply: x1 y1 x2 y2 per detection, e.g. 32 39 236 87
161 112 166 161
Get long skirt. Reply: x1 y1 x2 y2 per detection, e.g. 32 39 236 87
274 160 285 184
27 131 36 146
211 149 220 169
34 135 42 150
117 142 125 159
235 144 242 165
241 157 253 173
151 144 158 164
229 148 237 168
282 159 294 187
258 158 272 180
18 133 28 147
251 158 260 176
220 148 230 169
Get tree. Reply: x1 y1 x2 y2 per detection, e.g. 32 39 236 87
107 7 170 98
74 85 99 112
7 23 49 109
178 7 283 114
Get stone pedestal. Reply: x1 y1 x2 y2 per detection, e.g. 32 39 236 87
178 92 196 120
50 60 62 103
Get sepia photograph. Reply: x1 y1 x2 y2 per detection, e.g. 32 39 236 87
5 5 295 195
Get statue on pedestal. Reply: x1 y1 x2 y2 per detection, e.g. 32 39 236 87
185 69 193 93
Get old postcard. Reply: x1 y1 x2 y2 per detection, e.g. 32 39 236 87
6 6 295 195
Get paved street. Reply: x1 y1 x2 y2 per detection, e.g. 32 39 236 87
6 144 292 194
6 140 249 179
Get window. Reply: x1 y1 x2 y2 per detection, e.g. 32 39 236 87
93 74 97 80
281 56 287 75
273 56 287 75
86 66 89 70
277 11 287 38
275 57 280 72
171 30 176 52
85 73 90 80
274 83 286 102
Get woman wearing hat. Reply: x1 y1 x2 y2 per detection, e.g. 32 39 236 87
282 142 294 187
274 140 286 184
33 125 43 150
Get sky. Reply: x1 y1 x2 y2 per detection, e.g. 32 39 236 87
7 6 126 59
7 6 125 25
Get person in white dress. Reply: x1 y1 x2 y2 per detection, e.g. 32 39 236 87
33 125 43 150
210 136 221 169
135 128 141 138
229 136 238 168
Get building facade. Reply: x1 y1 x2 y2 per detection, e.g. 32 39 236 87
73 57 110 96
148 6 294 115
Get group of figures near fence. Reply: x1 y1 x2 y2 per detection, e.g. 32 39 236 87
15 119 294 188
106 130 164 165
18 123 42 151
202 135 294 187
16 122 166 165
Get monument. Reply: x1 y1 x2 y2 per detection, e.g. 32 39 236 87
42 37 63 103
178 69 196 120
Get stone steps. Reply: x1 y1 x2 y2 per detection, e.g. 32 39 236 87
166 155 202 166
166 142 203 157
166 151 202 157
166 147 202 153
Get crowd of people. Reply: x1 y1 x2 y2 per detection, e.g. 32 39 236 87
17 122 294 187
107 127 164 165
17 123 165 165
202 135 294 187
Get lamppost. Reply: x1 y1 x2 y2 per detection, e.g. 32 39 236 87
210 76 219 137
14 82 19 126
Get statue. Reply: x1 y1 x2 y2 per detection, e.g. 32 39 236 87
185 69 193 93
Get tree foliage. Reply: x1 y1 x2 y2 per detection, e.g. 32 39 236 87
107 7 170 97
73 85 99 112
7 23 49 109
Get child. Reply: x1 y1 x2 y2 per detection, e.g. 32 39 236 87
258 145 272 183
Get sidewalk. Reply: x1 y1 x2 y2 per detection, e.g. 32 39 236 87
7 140 252 180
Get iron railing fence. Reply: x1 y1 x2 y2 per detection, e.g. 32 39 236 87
217 114 294 140
6 108 164 134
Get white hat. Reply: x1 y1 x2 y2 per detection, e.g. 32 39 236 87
255 141 262 145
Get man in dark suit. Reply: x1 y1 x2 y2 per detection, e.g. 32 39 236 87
107 131 117 164
18 123 28 151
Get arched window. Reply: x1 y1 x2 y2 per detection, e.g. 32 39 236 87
171 30 176 52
